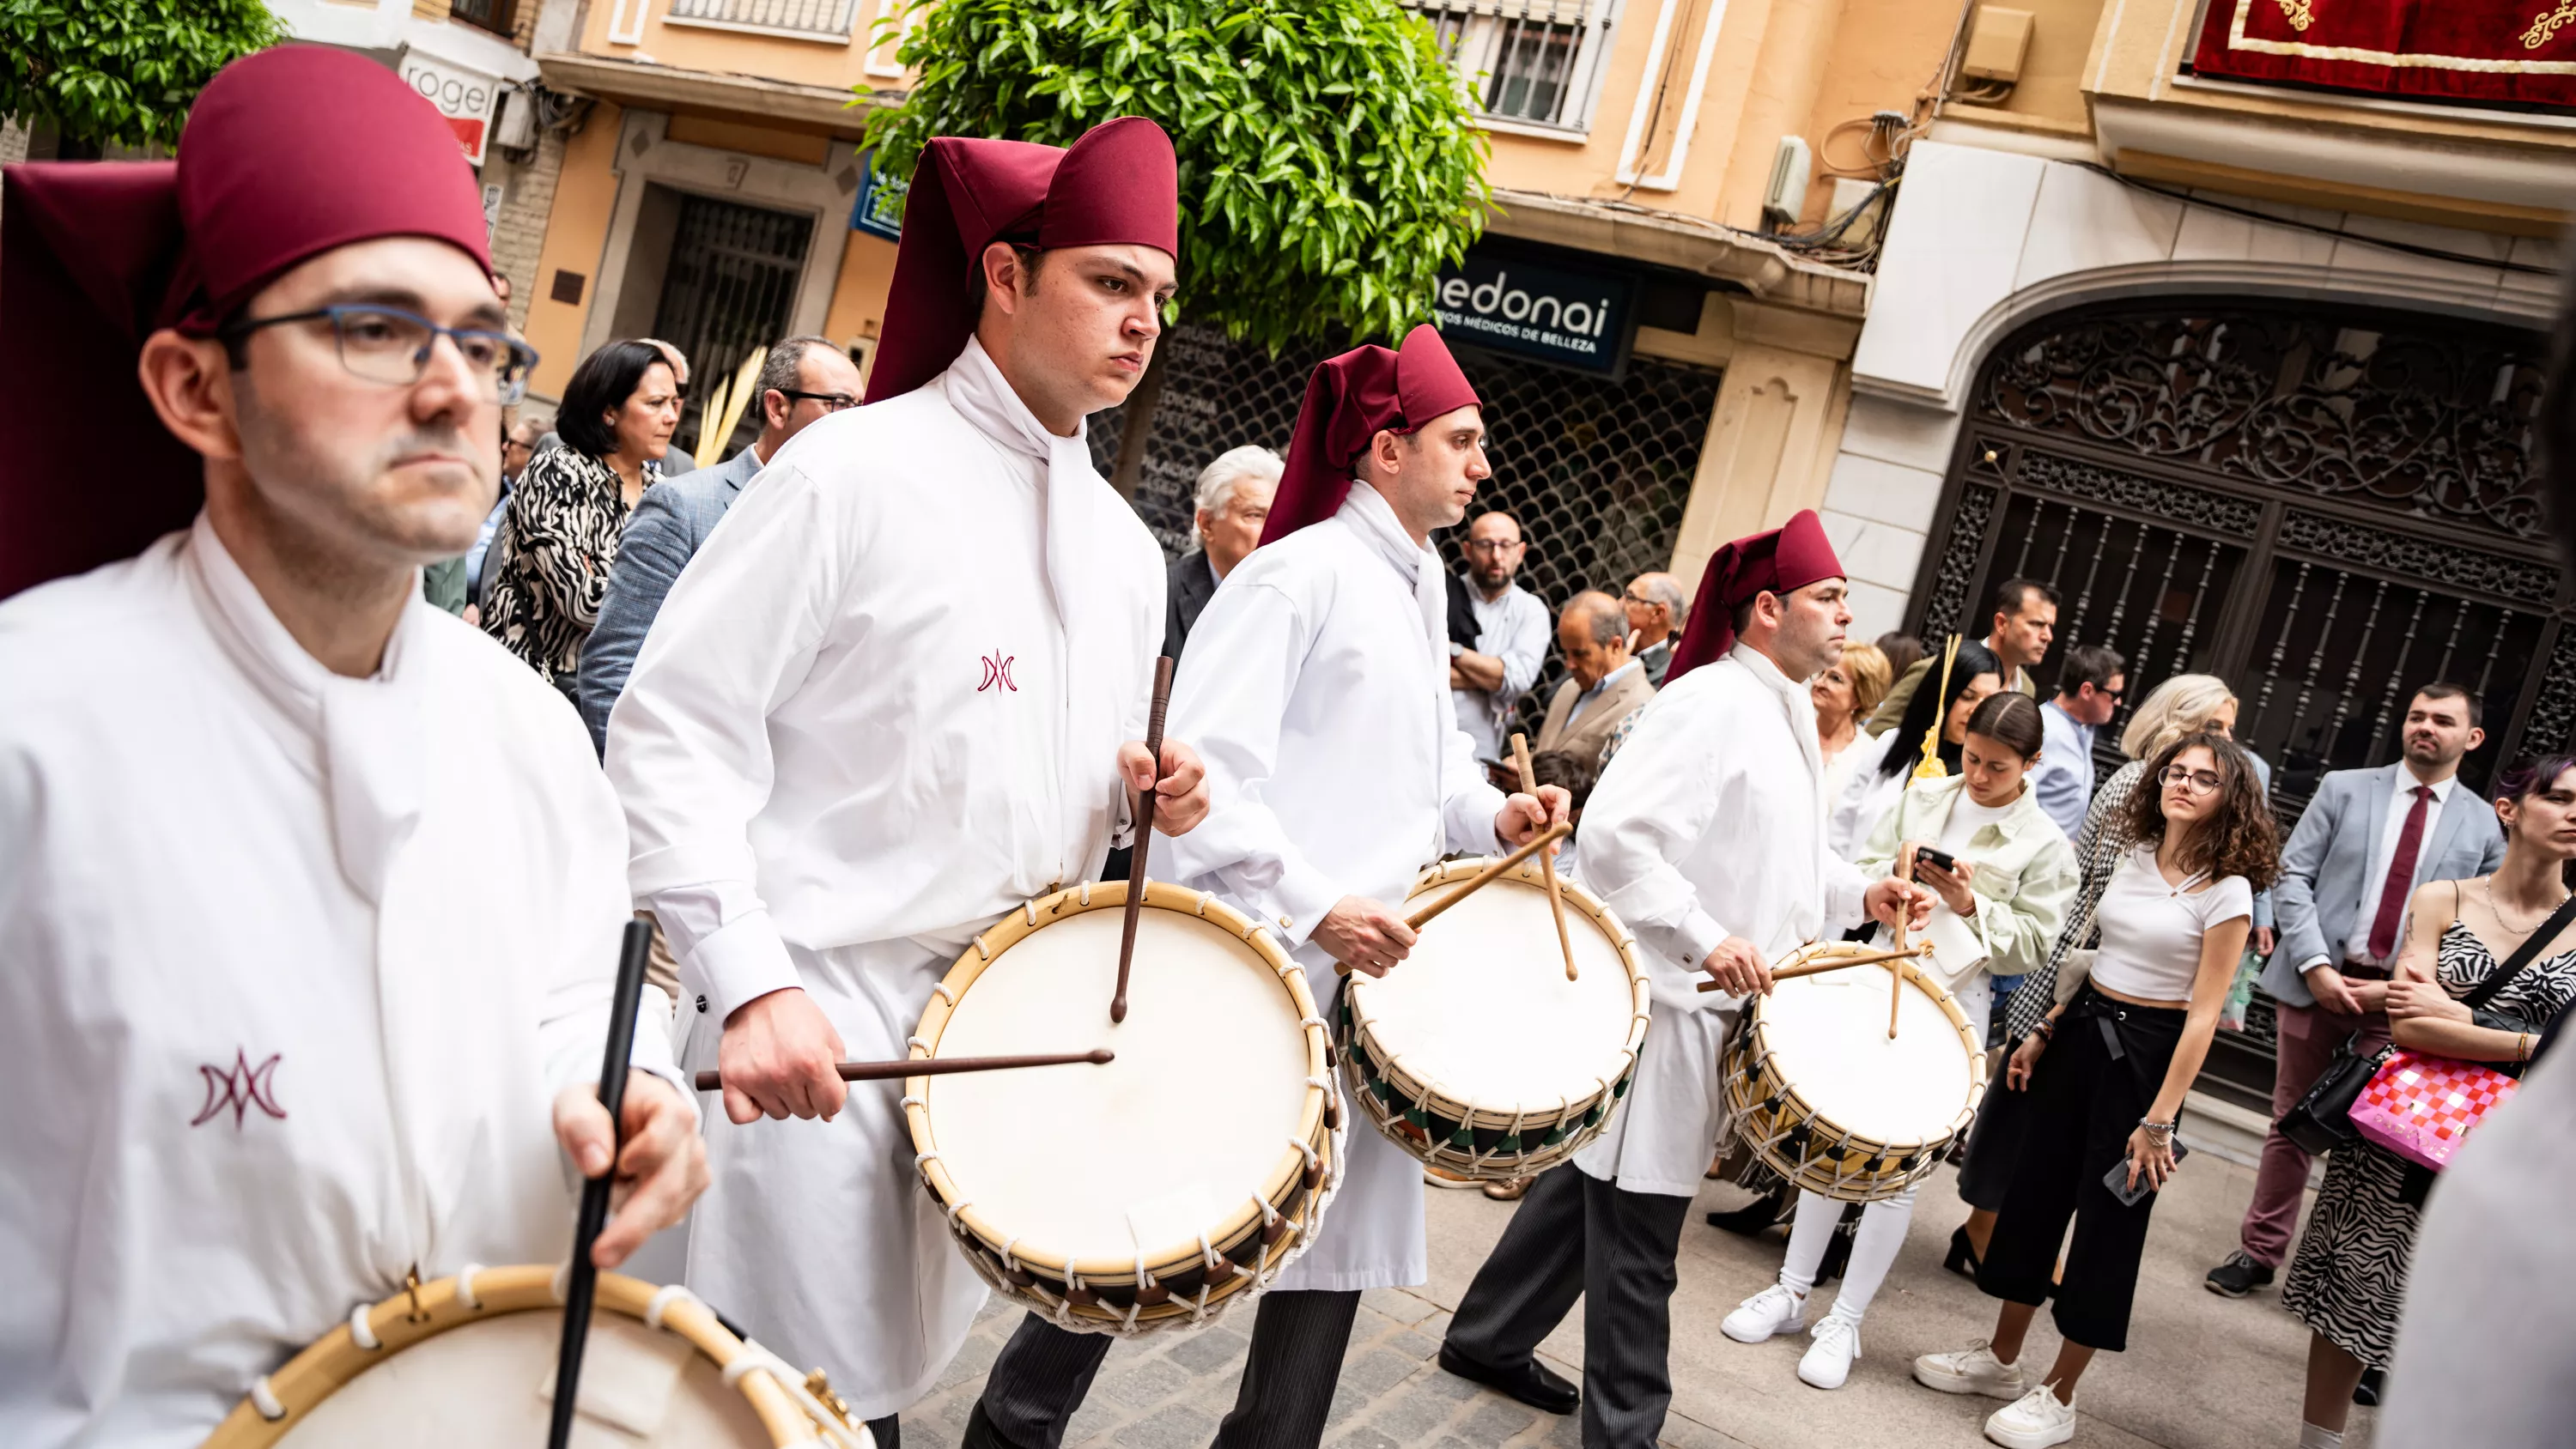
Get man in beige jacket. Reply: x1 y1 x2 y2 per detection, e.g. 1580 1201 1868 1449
1537 591 1658 763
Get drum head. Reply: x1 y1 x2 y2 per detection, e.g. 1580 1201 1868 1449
1358 871 1638 1113
273 1311 769 1446
1759 967 1974 1147
927 906 1311 1270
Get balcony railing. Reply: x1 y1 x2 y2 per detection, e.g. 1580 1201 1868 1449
665 0 860 39
1406 0 1614 133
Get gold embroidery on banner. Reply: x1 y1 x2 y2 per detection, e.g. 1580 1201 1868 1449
2223 0 2576 70
2276 0 2315 32
2526 2 2576 50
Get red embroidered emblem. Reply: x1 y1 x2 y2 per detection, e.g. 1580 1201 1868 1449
191 1050 287 1129
977 650 1018 693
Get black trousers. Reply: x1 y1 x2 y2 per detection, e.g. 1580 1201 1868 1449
966 1288 1362 1449
866 1415 899 1447
1444 1164 1692 1449
1976 985 2186 1352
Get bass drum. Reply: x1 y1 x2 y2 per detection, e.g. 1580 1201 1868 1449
201 1265 866 1447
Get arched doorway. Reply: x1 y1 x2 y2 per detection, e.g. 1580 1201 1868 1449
1902 299 2562 1098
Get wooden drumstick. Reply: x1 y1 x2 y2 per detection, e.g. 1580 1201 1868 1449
1112 655 1176 1025
549 919 653 1449
1510 731 1579 983
693 1049 1114 1093
1334 823 1575 975
1890 848 1915 1040
1694 942 1931 991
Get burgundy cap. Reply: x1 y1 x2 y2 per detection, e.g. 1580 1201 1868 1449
1261 324 1480 544
865 117 1179 405
0 45 493 601
1666 508 1845 682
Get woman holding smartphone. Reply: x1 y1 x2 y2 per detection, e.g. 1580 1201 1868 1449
1912 732 2279 1449
1721 693 2075 1390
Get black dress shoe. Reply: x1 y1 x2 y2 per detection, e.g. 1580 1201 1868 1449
1703 1184 1790 1236
1437 1342 1579 1415
2353 1365 2385 1407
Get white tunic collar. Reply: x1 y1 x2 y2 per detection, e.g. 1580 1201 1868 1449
1335 481 1448 674
1730 640 1826 783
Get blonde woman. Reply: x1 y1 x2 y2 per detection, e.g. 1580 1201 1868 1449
1816 642 1893 814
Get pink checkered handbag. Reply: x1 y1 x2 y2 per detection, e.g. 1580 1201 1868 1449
2348 1049 2520 1172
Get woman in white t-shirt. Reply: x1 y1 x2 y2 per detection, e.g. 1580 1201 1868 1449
1722 693 2077 1390
1911 733 2280 1449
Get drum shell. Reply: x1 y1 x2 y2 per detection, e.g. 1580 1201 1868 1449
905 882 1339 1334
1721 950 1989 1203
1340 858 1653 1182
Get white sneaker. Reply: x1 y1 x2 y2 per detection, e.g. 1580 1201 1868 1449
1721 1284 1807 1343
1913 1339 2027 1398
1984 1385 2078 1449
1797 1314 1861 1389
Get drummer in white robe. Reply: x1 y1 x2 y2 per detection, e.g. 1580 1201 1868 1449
605 119 1211 1441
1440 510 1929 1446
0 50 702 1449
962 324 1567 1449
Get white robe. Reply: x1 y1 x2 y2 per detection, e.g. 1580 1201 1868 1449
0 518 677 1449
606 339 1163 1416
1571 642 1868 1197
1156 482 1505 1293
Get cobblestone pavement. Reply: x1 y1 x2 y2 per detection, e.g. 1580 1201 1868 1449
894 1156 2355 1449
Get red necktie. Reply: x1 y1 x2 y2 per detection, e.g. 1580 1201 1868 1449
2366 785 2435 961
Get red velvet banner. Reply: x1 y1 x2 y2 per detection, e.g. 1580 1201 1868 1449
2192 0 2576 109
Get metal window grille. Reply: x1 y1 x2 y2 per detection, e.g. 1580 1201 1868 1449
1485 19 1581 123
1402 0 1615 130
1109 323 1721 737
666 0 860 36
649 194 814 462
449 0 516 34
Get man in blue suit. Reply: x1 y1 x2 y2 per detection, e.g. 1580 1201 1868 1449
578 336 866 751
2207 682 2504 1300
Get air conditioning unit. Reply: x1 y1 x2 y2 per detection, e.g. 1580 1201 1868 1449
493 86 537 152
1765 136 1813 228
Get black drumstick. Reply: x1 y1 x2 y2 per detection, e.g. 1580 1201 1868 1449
1112 655 1176 1024
548 919 653 1449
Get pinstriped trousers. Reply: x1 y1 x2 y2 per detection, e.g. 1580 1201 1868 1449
966 1289 1363 1449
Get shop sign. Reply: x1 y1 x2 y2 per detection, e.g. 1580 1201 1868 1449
398 50 500 167
1432 251 1634 377
852 155 906 241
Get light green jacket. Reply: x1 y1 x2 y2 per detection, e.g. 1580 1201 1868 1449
1856 774 2078 982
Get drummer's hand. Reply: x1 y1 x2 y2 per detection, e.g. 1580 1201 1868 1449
717 988 848 1125
1495 785 1571 846
1119 738 1210 836
2006 1031 2046 1090
1703 937 1771 997
1316 895 1416 977
1864 877 1935 932
554 1072 709 1269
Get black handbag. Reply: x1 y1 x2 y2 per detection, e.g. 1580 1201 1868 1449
2275 889 2576 1155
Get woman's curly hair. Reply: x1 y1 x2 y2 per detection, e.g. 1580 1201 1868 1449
2119 731 2281 891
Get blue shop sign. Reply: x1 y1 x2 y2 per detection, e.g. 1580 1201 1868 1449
1432 251 1634 377
852 155 906 241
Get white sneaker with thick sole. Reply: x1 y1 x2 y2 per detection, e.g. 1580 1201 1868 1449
1984 1385 2078 1448
1797 1315 1861 1389
1721 1284 1807 1343
1912 1340 2028 1398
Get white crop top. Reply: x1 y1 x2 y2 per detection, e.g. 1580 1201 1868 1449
2087 846 2254 1003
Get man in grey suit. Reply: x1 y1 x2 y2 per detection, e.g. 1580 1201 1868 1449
2207 682 2503 1299
577 336 865 751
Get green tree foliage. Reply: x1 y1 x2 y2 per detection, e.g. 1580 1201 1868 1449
864 0 1490 351
0 0 284 153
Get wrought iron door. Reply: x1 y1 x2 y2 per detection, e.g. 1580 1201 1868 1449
650 194 812 463
1906 301 2564 1098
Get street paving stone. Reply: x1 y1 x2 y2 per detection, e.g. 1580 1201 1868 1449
896 1159 2358 1448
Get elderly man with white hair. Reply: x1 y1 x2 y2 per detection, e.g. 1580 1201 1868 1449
1164 443 1283 660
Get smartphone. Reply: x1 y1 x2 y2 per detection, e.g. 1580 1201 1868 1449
2104 1140 2189 1206
1915 846 1960 875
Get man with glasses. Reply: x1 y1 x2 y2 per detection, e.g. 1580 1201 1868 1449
1622 571 1687 687
0 48 703 1445
577 335 866 751
1450 508 1549 767
2030 644 2124 841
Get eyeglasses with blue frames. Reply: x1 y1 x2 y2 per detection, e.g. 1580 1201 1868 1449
218 304 540 405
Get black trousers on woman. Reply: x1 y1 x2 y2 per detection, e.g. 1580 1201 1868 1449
1976 985 2186 1353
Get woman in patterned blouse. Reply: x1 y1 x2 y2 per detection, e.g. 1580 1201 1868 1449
482 339 680 690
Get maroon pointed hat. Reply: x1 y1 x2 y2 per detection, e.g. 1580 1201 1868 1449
865 117 1179 405
0 45 492 603
1665 508 1845 682
1261 324 1480 543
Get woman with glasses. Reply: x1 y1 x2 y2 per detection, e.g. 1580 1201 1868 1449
1912 732 2279 1448
481 340 680 693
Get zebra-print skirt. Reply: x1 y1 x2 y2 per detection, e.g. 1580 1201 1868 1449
2281 1137 2418 1367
